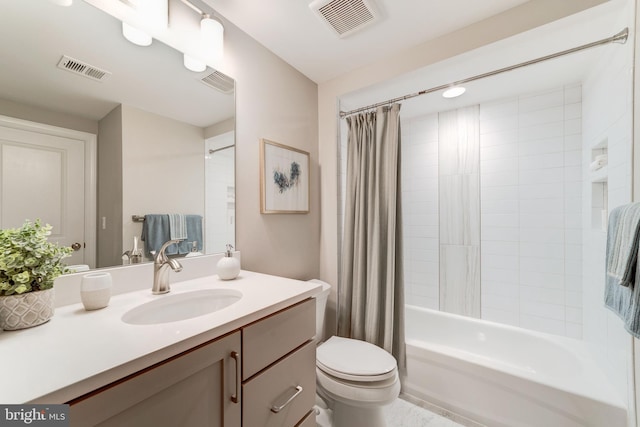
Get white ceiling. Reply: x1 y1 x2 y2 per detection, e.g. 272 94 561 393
202 0 629 120
0 0 627 127
203 0 531 83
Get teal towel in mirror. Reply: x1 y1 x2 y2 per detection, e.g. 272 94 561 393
141 214 203 258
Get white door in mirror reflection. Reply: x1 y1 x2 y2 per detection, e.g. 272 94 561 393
0 125 85 265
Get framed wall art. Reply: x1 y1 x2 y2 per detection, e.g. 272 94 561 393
260 139 309 214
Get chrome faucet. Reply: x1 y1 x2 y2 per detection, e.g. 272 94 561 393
152 239 183 294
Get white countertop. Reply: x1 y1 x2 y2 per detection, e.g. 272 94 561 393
0 270 321 404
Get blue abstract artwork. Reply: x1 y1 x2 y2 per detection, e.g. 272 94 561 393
273 161 301 193
261 138 309 213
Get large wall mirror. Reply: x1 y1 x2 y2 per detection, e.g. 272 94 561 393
0 1 235 270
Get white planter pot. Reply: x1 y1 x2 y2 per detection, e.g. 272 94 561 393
0 288 55 331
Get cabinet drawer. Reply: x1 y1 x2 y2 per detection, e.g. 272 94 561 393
242 298 315 379
295 410 316 427
242 340 316 427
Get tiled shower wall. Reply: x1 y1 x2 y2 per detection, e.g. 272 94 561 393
402 84 584 338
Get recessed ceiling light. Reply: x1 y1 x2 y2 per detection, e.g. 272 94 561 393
442 87 466 98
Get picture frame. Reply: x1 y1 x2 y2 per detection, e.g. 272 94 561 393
260 139 310 214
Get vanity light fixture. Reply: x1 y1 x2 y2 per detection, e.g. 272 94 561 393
122 22 153 47
201 14 224 63
442 86 466 98
183 54 207 73
180 0 225 71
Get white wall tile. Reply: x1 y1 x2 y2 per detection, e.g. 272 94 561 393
519 89 564 112
402 84 585 340
482 280 519 298
519 271 564 290
520 286 564 305
520 242 564 259
519 106 563 127
481 185 518 200
480 143 518 160
482 213 519 228
564 85 582 104
519 122 564 142
482 308 520 326
482 293 518 311
482 267 519 284
519 167 563 185
519 152 564 170
565 322 583 339
519 183 564 199
480 170 518 188
519 213 564 228
480 129 518 147
440 245 480 317
519 137 564 156
480 98 518 120
520 257 565 274
520 314 566 335
481 241 519 256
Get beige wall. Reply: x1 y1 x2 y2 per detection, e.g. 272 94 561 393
97 106 123 267
0 98 98 134
220 21 320 280
317 0 608 334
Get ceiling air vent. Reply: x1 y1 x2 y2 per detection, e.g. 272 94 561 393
310 0 379 38
57 55 112 82
200 70 235 94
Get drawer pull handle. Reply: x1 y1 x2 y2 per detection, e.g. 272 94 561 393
231 351 240 404
270 386 303 413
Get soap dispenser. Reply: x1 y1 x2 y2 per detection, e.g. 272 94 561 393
217 244 240 280
130 236 143 264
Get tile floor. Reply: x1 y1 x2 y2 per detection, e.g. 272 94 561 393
383 397 465 427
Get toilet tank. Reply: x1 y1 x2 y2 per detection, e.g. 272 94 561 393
308 279 331 341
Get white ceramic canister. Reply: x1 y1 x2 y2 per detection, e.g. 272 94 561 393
81 272 112 310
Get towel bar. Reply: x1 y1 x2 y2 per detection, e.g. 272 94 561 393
132 215 146 223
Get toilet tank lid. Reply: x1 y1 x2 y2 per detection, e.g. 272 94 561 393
308 279 331 297
317 336 397 377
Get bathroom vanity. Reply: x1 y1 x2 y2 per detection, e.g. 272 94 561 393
0 271 320 427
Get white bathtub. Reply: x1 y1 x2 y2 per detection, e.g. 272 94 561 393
402 305 627 427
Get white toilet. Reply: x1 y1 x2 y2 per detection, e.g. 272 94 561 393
310 279 400 427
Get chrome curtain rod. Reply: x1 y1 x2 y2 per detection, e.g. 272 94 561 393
208 144 234 155
339 27 629 118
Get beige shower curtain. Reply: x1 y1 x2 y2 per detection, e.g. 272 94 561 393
339 103 405 368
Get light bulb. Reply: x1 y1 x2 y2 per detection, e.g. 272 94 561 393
183 55 206 72
122 22 152 47
201 15 224 63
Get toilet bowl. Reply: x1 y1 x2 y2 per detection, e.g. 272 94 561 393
309 279 400 427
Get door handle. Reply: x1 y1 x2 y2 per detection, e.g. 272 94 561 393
71 242 82 251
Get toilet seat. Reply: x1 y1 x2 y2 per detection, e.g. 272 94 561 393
316 336 397 382
316 366 401 407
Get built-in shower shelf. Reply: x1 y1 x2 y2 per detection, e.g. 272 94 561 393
590 166 608 183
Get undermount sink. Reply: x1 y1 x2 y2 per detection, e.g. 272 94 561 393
122 289 243 325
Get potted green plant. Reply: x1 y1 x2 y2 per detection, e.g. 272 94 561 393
0 219 73 330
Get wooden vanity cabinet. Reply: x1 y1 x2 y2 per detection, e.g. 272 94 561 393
241 298 316 427
68 298 316 427
69 331 242 427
